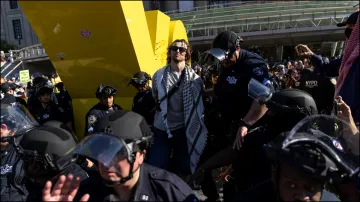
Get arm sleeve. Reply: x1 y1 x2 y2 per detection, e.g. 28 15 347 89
310 54 341 77
250 63 273 91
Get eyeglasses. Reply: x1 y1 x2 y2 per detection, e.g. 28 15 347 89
170 46 187 53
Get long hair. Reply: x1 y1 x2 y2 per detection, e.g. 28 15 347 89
166 39 192 65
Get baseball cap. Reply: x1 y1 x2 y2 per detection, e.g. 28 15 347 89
94 110 152 141
337 11 359 27
212 31 244 50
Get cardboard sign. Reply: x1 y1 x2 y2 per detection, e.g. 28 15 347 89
19 70 30 83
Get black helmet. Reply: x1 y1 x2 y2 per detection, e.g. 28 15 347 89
267 89 318 116
95 84 117 98
0 103 38 142
265 115 359 183
74 110 152 185
43 120 78 142
32 77 48 89
212 30 244 51
19 125 77 173
248 80 317 116
128 72 151 86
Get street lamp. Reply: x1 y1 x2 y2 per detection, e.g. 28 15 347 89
17 35 21 47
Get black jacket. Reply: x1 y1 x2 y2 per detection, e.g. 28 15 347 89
132 88 156 126
77 163 198 202
1 145 28 202
85 103 122 136
214 49 271 120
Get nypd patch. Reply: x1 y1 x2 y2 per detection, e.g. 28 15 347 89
253 67 264 76
88 115 97 125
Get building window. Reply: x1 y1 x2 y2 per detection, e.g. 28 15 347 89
12 19 23 40
9 0 18 9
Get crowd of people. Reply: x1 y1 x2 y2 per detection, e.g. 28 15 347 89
1 10 359 202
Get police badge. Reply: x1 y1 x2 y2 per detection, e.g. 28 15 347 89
88 115 97 125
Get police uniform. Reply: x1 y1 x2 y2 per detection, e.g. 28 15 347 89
295 69 335 114
85 103 122 134
132 88 156 126
77 163 198 202
214 49 271 138
30 101 70 125
1 145 28 201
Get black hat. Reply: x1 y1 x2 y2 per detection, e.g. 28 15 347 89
212 31 244 50
337 11 359 27
1 83 15 93
95 110 152 141
128 72 151 86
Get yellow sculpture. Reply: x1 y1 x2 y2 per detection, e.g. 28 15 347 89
19 1 188 138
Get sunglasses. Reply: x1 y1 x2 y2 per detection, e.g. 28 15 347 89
170 46 187 53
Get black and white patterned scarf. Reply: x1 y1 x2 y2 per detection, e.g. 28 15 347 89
154 65 208 173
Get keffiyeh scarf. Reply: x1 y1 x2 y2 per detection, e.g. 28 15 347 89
154 65 208 174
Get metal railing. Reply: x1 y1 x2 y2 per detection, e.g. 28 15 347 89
12 44 48 61
179 3 355 24
166 1 355 16
188 10 348 38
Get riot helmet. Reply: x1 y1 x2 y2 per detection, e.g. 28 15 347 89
95 84 118 99
128 72 151 86
43 120 78 142
19 125 78 182
73 110 152 185
1 103 39 145
265 115 359 184
249 78 317 116
208 31 244 62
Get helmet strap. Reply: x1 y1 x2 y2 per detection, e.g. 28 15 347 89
103 155 140 186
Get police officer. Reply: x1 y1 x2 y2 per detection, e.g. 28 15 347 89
191 87 319 200
204 30 272 150
17 124 88 201
1 83 27 107
128 72 156 126
85 84 122 135
55 82 72 115
43 110 198 202
295 68 335 114
30 83 74 133
232 114 358 201
1 103 39 201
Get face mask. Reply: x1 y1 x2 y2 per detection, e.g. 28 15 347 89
345 28 353 39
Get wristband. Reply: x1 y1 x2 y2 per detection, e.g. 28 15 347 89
239 119 251 129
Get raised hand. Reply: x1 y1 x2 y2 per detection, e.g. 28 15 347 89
295 44 313 57
42 174 90 202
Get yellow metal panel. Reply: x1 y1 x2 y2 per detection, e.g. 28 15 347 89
168 20 190 64
19 1 188 139
145 11 170 68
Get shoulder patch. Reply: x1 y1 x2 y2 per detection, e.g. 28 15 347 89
88 115 97 125
253 67 264 76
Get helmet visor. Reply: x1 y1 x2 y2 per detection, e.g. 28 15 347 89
284 114 359 176
207 48 227 62
73 133 131 171
248 78 272 103
0 103 39 136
